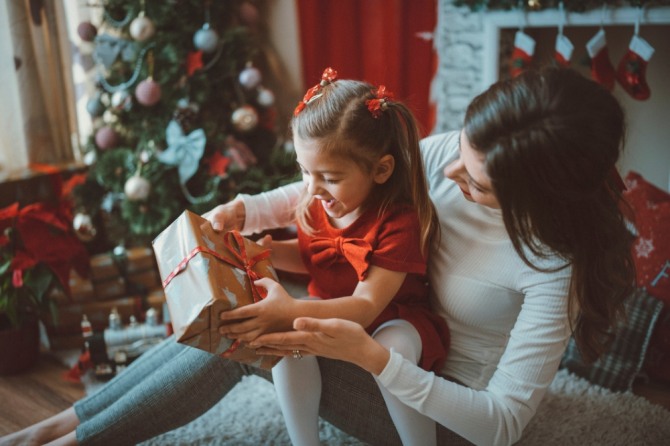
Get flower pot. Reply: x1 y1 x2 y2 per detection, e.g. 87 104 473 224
0 313 40 375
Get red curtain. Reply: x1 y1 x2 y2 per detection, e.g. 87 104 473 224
296 0 438 135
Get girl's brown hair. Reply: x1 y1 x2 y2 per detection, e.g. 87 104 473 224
464 67 635 362
291 78 438 255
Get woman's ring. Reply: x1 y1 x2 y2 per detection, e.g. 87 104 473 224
292 349 302 359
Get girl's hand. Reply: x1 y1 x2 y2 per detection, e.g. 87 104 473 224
218 277 297 342
202 199 245 232
249 317 391 375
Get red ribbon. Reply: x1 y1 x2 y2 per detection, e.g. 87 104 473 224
162 230 271 303
309 236 372 281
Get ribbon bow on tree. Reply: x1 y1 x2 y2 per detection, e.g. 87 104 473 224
309 236 372 281
157 120 207 185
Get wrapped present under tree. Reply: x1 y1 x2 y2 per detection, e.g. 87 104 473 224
153 210 280 369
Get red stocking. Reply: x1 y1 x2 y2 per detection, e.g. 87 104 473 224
616 34 655 101
510 30 535 78
586 29 615 91
554 34 574 67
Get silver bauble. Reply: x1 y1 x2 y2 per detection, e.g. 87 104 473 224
256 87 275 107
193 25 219 53
124 175 151 201
239 66 262 89
129 15 156 42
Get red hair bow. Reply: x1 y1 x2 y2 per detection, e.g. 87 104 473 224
309 235 372 281
294 67 338 116
366 85 394 118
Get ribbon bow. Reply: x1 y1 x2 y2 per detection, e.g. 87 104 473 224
94 34 138 69
309 236 372 281
294 67 338 116
365 85 394 118
163 230 271 303
157 120 206 185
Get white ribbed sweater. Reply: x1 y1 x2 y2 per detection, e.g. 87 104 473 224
240 131 572 446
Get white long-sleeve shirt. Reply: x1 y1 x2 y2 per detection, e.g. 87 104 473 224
239 131 572 445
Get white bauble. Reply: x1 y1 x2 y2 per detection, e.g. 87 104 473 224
129 15 156 42
239 66 262 89
193 25 219 53
256 87 275 107
124 175 151 201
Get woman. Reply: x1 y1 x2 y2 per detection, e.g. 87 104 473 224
1 67 635 446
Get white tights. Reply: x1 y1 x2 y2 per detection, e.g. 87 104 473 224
272 319 437 446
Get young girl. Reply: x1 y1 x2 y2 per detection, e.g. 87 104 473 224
255 67 449 446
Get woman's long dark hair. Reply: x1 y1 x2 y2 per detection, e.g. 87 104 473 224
464 67 635 362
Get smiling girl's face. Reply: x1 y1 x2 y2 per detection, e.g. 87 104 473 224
443 131 500 209
295 135 379 229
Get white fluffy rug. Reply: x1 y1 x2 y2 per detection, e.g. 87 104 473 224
136 369 670 446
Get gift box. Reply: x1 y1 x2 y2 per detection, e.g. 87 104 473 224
44 289 166 337
49 246 161 304
152 210 280 369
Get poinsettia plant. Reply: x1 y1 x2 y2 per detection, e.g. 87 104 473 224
0 200 90 329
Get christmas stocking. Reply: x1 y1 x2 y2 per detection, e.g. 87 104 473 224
554 34 574 67
616 34 655 101
510 30 535 78
586 29 615 91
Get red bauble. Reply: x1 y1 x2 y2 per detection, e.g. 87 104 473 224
239 2 260 26
77 21 97 42
95 126 120 150
135 78 162 106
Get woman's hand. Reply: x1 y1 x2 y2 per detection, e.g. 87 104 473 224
249 317 391 375
202 198 246 232
218 277 297 342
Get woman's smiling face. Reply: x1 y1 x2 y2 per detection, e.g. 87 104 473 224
443 131 500 209
294 135 377 228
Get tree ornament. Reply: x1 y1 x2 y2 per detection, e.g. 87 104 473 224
86 91 106 117
231 105 259 132
73 212 97 242
135 78 162 106
129 12 156 42
239 1 260 27
256 87 275 107
616 34 655 101
95 126 121 150
157 120 206 185
111 89 133 111
528 0 541 10
124 175 151 201
193 24 219 53
77 21 98 42
586 29 615 91
510 30 535 78
83 150 97 166
239 65 262 89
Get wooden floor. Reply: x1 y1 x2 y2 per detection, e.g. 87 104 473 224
1 353 670 439
0 354 84 437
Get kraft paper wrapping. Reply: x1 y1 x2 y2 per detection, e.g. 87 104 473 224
152 210 280 369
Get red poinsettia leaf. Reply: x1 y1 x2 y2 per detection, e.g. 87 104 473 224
0 202 19 231
19 203 69 232
10 249 38 271
62 173 88 199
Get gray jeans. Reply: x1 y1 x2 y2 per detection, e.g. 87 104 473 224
75 337 471 445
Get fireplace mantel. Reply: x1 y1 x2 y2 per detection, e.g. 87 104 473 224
481 6 670 89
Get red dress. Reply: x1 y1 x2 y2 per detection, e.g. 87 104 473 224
297 200 450 373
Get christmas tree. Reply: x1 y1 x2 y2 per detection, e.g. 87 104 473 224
71 0 298 250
